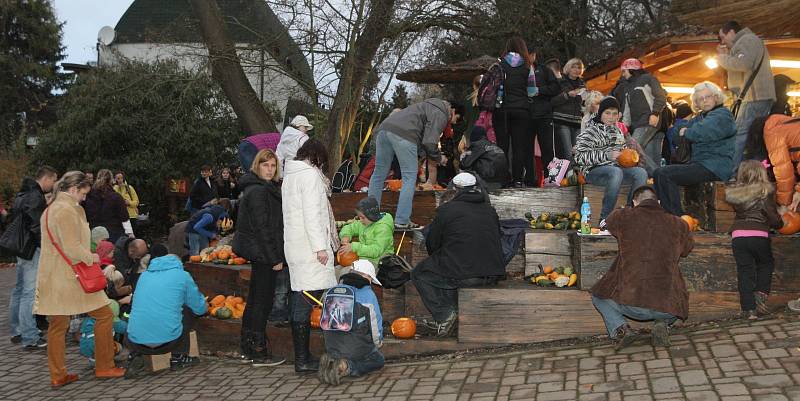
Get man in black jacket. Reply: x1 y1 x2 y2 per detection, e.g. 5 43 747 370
7 166 57 349
410 173 505 337
113 237 149 289
188 165 217 212
460 126 508 190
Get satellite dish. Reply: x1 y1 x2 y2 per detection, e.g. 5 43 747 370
98 26 115 46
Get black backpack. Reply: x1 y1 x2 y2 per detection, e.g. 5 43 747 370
332 158 356 193
477 62 505 111
377 254 413 289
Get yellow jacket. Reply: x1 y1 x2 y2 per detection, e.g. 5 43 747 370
114 183 139 218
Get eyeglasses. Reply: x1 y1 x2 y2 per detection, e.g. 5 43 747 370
697 94 716 103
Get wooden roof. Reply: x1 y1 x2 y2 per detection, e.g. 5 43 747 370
584 35 800 96
672 0 800 37
396 55 497 84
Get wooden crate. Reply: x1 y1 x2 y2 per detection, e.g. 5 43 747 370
524 230 573 276
489 187 579 220
581 184 631 226
574 232 800 292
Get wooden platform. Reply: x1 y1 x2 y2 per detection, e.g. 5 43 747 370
330 190 440 225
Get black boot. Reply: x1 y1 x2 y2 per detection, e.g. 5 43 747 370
291 323 318 372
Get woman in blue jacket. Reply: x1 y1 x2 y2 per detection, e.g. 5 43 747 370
653 81 736 216
185 199 231 256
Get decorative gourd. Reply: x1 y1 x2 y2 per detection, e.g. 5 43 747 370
617 148 640 168
232 257 247 265
567 273 578 287
215 306 232 319
189 255 202 263
217 250 231 260
310 306 322 329
542 265 554 274
337 251 358 267
391 317 417 339
681 215 699 232
778 211 800 235
209 306 220 316
210 295 225 307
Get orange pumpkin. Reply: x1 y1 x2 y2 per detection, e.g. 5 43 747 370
577 172 586 185
232 296 244 305
210 295 226 307
233 257 247 265
617 148 640 168
391 317 417 339
386 179 403 191
217 250 231 260
209 252 218 260
337 251 358 267
681 215 699 232
310 306 322 329
778 211 800 235
542 265 554 274
189 255 202 263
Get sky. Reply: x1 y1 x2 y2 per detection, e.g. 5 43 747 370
52 0 135 65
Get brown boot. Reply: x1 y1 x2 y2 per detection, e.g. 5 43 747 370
51 373 79 388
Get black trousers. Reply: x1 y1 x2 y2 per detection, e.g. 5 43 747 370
241 263 277 334
653 163 718 216
531 117 556 178
126 307 197 355
411 259 500 322
493 109 531 185
291 290 324 323
732 236 775 311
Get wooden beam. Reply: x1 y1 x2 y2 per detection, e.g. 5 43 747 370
658 54 703 72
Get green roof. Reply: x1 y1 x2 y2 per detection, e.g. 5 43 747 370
114 0 314 93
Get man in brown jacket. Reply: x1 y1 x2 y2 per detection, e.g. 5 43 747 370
590 186 694 349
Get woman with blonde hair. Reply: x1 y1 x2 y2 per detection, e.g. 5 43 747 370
233 149 286 367
36 171 125 387
654 81 737 215
552 58 587 161
581 90 605 131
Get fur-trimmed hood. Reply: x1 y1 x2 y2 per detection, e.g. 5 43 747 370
725 182 774 207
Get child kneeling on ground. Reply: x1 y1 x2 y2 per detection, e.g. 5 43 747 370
725 160 783 319
124 245 208 377
318 260 384 385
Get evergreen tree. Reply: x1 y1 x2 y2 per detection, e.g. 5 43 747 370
0 0 66 147
391 83 410 110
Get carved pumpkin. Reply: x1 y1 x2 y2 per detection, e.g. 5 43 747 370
778 211 800 235
391 317 417 339
310 306 322 329
681 215 699 232
617 148 640 168
337 251 359 267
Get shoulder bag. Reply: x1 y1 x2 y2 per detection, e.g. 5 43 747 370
45 209 106 293
730 49 765 119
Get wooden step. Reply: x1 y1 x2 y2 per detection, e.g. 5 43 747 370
330 190 440 225
525 230 573 276
489 187 578 220
457 281 800 344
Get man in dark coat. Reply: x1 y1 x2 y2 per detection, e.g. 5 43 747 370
114 237 149 289
411 172 505 337
590 186 693 349
6 166 57 348
188 165 218 212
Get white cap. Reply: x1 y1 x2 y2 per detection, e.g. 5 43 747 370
352 260 382 286
452 172 477 188
290 115 313 130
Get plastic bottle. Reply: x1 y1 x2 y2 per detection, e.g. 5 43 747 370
580 197 592 234
495 84 504 109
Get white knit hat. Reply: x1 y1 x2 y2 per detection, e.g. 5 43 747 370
452 172 477 188
290 115 313 130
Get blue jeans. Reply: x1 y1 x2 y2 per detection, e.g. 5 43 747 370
585 165 648 220
8 248 41 345
368 130 418 225
347 349 385 377
653 163 718 216
734 100 773 173
591 295 677 337
186 232 209 256
632 127 665 176
554 123 579 162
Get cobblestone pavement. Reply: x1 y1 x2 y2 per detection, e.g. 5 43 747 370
3 266 800 401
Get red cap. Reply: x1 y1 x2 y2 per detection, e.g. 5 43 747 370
621 58 643 71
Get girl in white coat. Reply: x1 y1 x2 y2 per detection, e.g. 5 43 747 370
276 115 313 168
282 138 338 372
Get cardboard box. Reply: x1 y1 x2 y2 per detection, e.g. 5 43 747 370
145 353 171 372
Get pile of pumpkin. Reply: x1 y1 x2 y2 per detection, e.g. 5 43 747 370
529 265 578 288
681 215 701 232
208 294 246 319
189 245 248 265
526 211 582 230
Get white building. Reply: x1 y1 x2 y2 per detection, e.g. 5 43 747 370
98 0 315 130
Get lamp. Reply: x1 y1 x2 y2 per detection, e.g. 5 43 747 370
771 60 800 69
705 58 719 69
788 91 800 97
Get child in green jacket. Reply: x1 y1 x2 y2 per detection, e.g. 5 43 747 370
338 197 395 268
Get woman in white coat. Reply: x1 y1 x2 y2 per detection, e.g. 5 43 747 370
282 138 338 372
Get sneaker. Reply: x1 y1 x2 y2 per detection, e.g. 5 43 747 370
124 354 145 379
251 354 286 367
23 338 47 350
613 325 639 350
10 335 21 344
394 222 421 230
424 311 458 338
754 292 770 315
742 310 758 320
651 320 670 347
598 219 609 233
788 298 800 313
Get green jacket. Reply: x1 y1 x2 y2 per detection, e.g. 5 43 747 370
339 213 395 267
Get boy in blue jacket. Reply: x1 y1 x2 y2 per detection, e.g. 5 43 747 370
124 245 207 377
318 260 384 385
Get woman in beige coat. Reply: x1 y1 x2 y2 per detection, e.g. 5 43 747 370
35 171 125 387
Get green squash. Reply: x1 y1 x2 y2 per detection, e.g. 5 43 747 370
215 306 233 319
